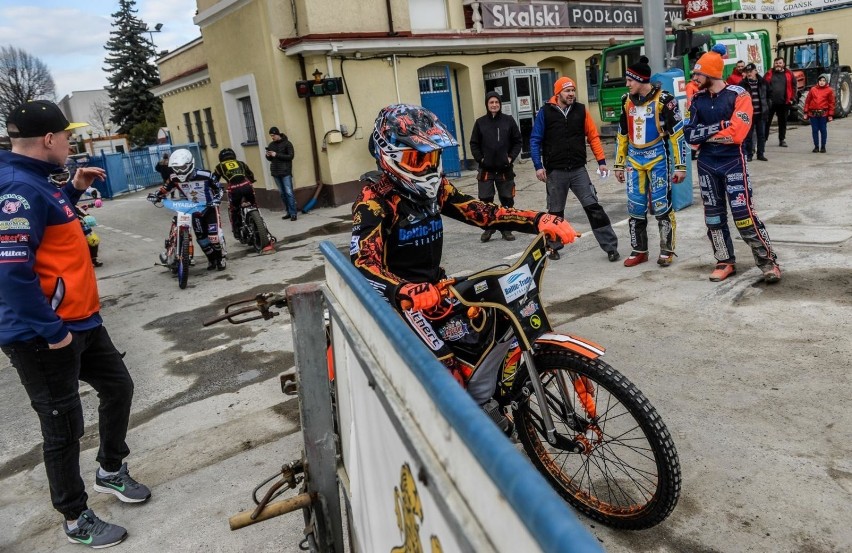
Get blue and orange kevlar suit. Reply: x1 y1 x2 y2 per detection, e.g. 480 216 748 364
350 174 549 392
684 85 777 269
614 86 687 255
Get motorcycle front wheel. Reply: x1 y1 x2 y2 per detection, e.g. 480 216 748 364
177 227 191 289
514 348 681 530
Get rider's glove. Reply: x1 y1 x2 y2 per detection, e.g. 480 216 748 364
398 282 442 312
536 213 578 245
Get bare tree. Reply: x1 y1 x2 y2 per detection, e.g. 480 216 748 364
0 45 56 132
89 97 113 135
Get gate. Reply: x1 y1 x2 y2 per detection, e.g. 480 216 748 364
418 65 461 176
82 144 204 199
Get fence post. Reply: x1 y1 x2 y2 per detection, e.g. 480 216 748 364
286 283 345 553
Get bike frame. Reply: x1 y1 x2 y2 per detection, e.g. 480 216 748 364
442 233 606 448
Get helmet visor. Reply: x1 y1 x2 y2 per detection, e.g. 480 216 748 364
399 149 440 176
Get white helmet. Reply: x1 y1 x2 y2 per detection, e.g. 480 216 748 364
168 149 195 182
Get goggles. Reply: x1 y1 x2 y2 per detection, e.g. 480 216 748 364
49 170 71 186
399 149 440 176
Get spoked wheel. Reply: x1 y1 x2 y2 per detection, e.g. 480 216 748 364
514 348 681 529
246 211 270 253
177 227 191 289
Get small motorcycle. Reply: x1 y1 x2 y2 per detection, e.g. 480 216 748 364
231 191 275 254
205 233 681 530
147 194 210 289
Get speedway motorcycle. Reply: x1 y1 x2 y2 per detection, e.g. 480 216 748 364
148 194 227 289
205 233 681 530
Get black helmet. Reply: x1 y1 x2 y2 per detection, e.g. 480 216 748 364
218 148 236 162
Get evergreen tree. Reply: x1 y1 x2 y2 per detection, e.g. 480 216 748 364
103 0 162 135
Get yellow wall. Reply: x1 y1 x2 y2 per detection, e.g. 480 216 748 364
159 40 207 82
295 0 411 35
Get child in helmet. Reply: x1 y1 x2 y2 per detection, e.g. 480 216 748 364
350 104 578 398
213 148 255 238
49 167 103 267
153 148 227 271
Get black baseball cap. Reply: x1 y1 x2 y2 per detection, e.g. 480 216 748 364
744 63 757 72
6 100 87 138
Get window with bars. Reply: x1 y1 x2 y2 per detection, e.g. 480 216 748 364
238 96 258 144
204 108 218 148
193 111 206 147
183 112 195 143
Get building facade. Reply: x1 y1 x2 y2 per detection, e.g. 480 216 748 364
153 0 850 208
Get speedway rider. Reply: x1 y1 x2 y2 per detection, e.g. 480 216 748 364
213 149 255 235
153 148 227 271
613 56 687 267
350 104 577 402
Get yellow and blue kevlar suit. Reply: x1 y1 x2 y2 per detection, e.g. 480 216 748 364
614 87 687 254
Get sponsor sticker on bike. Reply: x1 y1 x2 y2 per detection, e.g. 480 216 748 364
439 318 468 341
520 300 539 318
474 281 488 294
498 265 536 303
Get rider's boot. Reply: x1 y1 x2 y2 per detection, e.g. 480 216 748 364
214 249 227 271
206 252 217 271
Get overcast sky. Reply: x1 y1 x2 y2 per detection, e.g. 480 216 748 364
0 0 200 99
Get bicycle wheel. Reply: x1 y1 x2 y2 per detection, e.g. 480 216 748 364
514 348 681 529
246 210 270 253
177 227 191 289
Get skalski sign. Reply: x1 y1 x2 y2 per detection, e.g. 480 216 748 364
480 1 684 29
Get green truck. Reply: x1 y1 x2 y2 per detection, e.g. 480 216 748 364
597 29 772 126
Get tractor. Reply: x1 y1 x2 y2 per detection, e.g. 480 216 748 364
775 31 852 121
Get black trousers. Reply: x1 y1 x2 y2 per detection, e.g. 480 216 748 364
765 104 789 142
2 326 133 520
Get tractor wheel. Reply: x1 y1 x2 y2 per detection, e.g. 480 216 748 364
835 74 852 118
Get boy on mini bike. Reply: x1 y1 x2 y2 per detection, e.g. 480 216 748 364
213 148 274 253
153 148 227 271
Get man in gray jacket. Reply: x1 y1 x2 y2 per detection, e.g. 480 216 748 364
469 91 523 242
265 126 297 220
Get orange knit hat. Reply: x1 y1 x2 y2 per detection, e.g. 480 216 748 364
553 76 576 95
693 52 724 80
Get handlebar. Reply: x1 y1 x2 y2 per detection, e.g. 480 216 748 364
398 278 459 312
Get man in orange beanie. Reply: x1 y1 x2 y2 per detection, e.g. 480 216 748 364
684 51 781 284
529 76 620 261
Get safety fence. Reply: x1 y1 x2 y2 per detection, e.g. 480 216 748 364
282 240 604 552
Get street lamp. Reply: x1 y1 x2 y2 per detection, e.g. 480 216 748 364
145 22 163 47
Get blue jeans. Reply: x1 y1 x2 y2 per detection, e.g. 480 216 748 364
273 174 297 216
2 326 133 520
810 116 828 148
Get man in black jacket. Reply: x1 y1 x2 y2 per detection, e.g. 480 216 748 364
469 91 523 242
265 126 297 220
740 63 770 161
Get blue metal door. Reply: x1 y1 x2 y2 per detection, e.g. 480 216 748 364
418 65 461 176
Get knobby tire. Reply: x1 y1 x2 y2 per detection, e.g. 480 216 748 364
247 211 270 253
178 227 191 289
514 348 681 529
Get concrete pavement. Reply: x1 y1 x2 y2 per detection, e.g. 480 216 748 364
1 116 850 552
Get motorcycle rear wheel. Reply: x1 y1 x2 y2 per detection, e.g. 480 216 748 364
246 210 270 253
514 349 681 529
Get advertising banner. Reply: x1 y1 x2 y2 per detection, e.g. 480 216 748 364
481 2 684 29
686 0 852 19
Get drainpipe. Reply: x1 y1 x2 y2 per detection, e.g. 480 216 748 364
385 0 396 35
299 54 324 211
392 54 401 103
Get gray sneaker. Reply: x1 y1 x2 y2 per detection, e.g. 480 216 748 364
480 229 494 242
94 463 151 503
64 509 127 548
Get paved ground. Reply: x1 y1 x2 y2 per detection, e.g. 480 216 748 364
1 117 850 552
